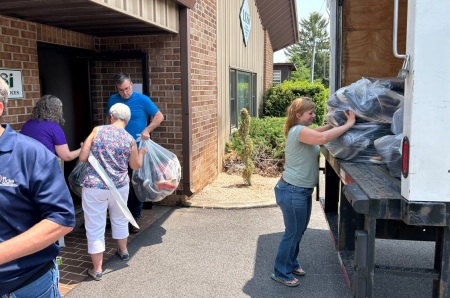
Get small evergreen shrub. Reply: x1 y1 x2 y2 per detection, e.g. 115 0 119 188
237 108 254 185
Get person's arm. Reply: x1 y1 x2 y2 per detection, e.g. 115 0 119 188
313 123 333 132
299 110 356 145
140 111 164 140
79 127 98 162
55 144 81 162
0 219 73 266
129 140 147 170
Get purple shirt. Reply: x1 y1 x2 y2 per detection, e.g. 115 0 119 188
20 119 67 154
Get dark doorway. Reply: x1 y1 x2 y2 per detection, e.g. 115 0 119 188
37 42 94 207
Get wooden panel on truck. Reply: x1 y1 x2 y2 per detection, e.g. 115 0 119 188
341 0 407 86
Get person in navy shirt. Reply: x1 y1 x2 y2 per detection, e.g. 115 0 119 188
0 78 75 296
106 72 164 233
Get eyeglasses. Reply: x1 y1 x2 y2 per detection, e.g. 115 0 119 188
117 83 132 94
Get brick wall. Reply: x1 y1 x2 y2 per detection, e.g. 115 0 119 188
92 35 182 153
189 0 219 192
0 15 95 130
0 9 221 202
91 35 186 203
0 16 39 130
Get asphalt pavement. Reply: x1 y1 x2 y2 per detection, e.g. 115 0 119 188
64 200 353 298
64 200 436 298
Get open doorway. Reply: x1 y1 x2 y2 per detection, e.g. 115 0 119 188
37 42 94 207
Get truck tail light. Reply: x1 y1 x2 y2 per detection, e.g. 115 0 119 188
402 136 409 178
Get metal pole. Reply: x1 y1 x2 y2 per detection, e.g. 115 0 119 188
311 38 317 82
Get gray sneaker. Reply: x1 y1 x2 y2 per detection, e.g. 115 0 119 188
87 268 103 281
116 249 130 261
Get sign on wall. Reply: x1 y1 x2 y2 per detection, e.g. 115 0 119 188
0 68 24 99
240 0 251 47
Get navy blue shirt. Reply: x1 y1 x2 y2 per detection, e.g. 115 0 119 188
0 124 75 295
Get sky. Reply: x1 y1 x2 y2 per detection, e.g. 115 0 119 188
273 0 329 63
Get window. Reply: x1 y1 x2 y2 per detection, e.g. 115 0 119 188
273 70 281 85
230 69 257 131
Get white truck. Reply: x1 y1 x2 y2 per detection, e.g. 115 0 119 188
322 0 450 297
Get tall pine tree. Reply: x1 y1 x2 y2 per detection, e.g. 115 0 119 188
285 12 330 86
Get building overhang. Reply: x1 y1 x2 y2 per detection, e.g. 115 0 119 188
254 0 299 51
0 0 196 36
274 62 298 71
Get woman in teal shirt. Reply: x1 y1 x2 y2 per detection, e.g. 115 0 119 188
272 97 355 287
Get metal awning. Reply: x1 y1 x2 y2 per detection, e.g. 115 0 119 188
0 0 297 51
0 0 195 36
255 0 299 51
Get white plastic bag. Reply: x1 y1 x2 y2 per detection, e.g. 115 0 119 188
132 139 181 202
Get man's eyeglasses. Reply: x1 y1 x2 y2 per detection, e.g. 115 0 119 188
117 84 132 93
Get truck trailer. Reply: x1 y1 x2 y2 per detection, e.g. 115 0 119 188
323 0 450 297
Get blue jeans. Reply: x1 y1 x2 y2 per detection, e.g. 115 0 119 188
3 261 61 298
273 179 313 280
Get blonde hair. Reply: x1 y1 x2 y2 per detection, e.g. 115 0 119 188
109 103 131 122
284 97 315 137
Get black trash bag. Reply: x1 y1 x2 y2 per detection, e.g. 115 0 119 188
374 134 403 178
68 160 89 199
324 122 392 163
391 106 404 135
326 78 403 126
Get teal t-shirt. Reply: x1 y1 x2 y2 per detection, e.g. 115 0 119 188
282 125 320 188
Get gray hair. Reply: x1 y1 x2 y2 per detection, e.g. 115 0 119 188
0 78 9 107
114 72 132 86
109 103 131 122
31 94 65 125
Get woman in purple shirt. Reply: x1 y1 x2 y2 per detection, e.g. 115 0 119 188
21 94 81 161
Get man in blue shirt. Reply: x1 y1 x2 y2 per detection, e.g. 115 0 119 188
106 72 164 233
0 79 75 296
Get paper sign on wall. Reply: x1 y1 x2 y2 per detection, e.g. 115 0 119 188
0 68 24 99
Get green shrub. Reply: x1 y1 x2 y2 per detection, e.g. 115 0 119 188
263 80 329 126
238 108 255 185
225 116 320 177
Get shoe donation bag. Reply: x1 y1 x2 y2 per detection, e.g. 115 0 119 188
132 139 181 202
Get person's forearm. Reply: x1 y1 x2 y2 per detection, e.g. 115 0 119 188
141 112 164 137
0 219 73 265
321 123 352 143
314 124 332 132
55 145 81 162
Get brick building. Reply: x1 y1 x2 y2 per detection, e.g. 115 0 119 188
0 0 298 207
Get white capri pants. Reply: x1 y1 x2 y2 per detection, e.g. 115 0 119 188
82 185 130 254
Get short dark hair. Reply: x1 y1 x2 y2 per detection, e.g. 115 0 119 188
114 72 131 86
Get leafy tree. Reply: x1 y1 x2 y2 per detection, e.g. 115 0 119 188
285 12 330 86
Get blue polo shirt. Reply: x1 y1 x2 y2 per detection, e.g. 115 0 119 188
106 92 159 141
0 124 75 295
